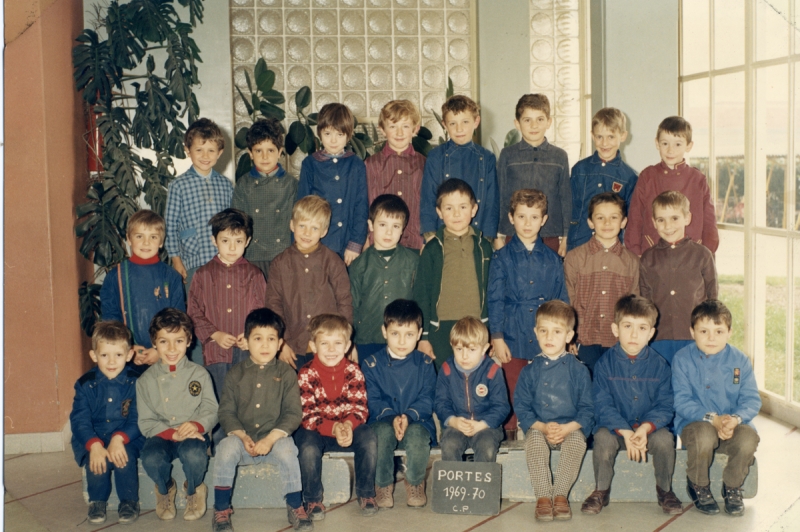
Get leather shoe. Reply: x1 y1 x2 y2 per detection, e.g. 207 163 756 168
553 495 572 520
581 489 610 514
685 477 720 515
722 483 745 516
535 497 553 521
656 486 683 514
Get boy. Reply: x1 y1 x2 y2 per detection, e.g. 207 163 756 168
673 300 761 517
564 192 640 373
626 116 719 256
514 300 593 521
567 107 638 251
413 179 494 368
435 316 510 463
137 308 218 521
488 189 568 437
640 191 717 364
70 321 144 524
101 209 185 367
266 196 353 370
496 94 570 256
420 95 498 242
365 100 426 251
231 117 298 279
582 295 682 516
298 103 368 265
212 308 310 531
350 195 419 358
362 299 437 508
293 314 379 518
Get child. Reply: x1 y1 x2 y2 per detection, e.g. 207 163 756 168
414 178 494 368
231 117 298 279
297 103 368 265
212 308 310 531
137 308 218 521
70 321 145 525
496 94 570 256
488 189 568 437
567 107 638 251
293 314 378 517
582 295 682 516
365 100 426 251
673 300 760 517
101 209 185 367
435 316 510 462
266 196 353 370
626 116 719 256
362 299 437 508
564 192 640 373
187 208 266 401
639 191 717 364
514 300 593 521
350 195 419 358
420 95 498 242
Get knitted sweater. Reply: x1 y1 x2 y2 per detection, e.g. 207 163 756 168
297 357 368 437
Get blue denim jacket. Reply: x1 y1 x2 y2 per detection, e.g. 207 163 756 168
421 140 499 238
567 151 638 250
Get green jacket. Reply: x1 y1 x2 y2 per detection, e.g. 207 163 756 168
350 245 419 344
412 226 493 337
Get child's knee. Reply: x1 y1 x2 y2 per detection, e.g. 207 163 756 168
178 441 209 469
733 425 760 453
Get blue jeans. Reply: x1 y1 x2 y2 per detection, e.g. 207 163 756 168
294 425 377 502
651 339 693 365
85 441 141 503
440 427 504 462
213 435 302 495
372 421 431 487
141 436 209 496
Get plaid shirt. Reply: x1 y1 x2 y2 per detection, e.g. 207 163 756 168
165 166 234 270
364 143 425 250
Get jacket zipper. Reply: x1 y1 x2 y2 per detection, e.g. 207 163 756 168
464 373 473 419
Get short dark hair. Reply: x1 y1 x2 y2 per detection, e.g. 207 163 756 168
369 194 409 227
535 300 576 330
316 103 355 141
614 295 658 327
184 117 224 150
691 299 732 329
441 94 480 120
657 116 692 144
247 117 284 151
383 299 423 330
245 308 286 339
515 93 550 120
435 178 476 209
149 308 194 345
92 321 133 351
588 192 627 219
209 208 253 239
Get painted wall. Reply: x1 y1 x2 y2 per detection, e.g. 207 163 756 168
4 0 91 434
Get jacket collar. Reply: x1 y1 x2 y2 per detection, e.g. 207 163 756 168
186 165 220 180
590 150 622 166
508 234 543 254
518 138 550 151
610 342 654 362
211 255 248 268
249 162 286 179
587 236 624 256
654 236 691 249
436 225 479 243
311 148 356 162
657 160 688 172
381 142 415 157
243 356 278 368
155 355 190 373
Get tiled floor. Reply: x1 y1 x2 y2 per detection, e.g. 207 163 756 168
5 413 800 531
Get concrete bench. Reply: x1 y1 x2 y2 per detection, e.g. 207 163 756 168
83 440 757 508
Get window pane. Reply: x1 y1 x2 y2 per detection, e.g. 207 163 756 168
795 66 800 229
756 234 787 396
714 0 745 69
714 72 745 224
794 240 800 402
756 0 790 61
718 229 746 353
757 65 789 229
683 78 710 182
682 0 709 75
795 0 800 54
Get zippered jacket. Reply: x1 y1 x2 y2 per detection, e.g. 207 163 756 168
434 355 510 430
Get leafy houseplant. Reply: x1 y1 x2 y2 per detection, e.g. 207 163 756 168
73 0 205 335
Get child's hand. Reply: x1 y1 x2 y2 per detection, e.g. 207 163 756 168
211 331 238 350
107 435 129 468
333 421 354 447
236 333 248 350
417 340 435 361
279 343 298 369
544 421 564 444
491 339 512 364
343 249 359 266
171 256 188 281
465 420 489 436
557 237 567 258
133 346 159 366
253 436 276 456
88 442 110 475
393 414 408 441
620 429 645 462
174 421 202 441
568 343 580 356
493 237 506 251
448 416 472 436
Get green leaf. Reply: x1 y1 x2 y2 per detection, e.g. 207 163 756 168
289 121 306 146
307 113 318 126
263 89 284 105
295 86 312 110
257 70 276 95
504 128 521 147
417 126 433 141
302 125 317 153
235 85 254 116
254 58 267 84
176 0 204 26
72 29 121 106
75 182 128 267
446 76 454 99
285 128 299 156
236 152 253 180
259 101 286 121
244 69 253 94
235 127 250 150
105 2 145 70
412 136 433 157
79 282 103 337
489 137 501 158
130 0 175 43
350 136 366 160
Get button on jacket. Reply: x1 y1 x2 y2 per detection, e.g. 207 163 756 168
434 356 510 430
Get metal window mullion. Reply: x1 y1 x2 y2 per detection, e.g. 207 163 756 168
786 1 798 403
743 0 758 373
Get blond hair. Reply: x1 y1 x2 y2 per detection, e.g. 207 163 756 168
535 300 576 331
379 100 421 129
592 107 627 134
292 195 331 229
308 313 353 342
92 321 133 351
126 209 166 241
449 316 489 347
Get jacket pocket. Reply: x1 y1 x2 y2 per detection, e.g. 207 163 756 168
179 227 202 256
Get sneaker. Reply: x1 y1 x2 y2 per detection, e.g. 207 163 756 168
722 483 745 516
375 484 394 508
87 501 107 524
117 500 140 524
553 495 572 520
155 479 177 520
306 501 326 521
359 496 379 516
581 489 610 515
183 482 207 521
656 486 683 515
404 480 427 508
287 504 314 531
535 497 554 521
685 477 720 515
212 507 234 532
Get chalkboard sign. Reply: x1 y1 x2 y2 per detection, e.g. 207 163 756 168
431 461 502 516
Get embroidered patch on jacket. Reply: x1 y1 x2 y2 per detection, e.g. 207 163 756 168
612 181 623 193
154 286 161 298
189 380 202 396
733 368 740 385
121 399 132 417
475 384 488 397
